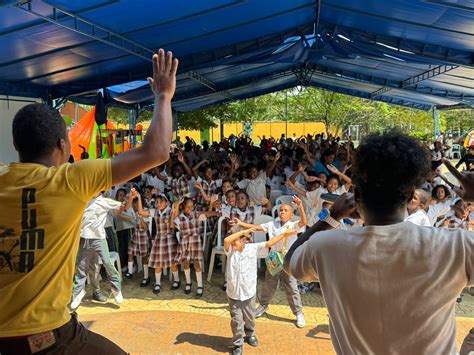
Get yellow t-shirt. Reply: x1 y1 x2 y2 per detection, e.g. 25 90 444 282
0 159 112 336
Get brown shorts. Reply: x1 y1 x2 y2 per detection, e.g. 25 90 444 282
0 314 127 354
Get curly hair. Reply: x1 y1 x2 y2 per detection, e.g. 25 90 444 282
12 103 67 161
352 130 431 211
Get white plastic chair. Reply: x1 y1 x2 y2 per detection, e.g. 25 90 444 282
452 144 462 159
252 215 273 266
198 213 208 273
270 189 283 205
275 195 294 206
207 216 227 282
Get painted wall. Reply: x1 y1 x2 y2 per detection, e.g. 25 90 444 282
0 96 41 164
178 121 327 143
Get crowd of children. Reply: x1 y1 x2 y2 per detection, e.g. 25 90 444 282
72 133 474 354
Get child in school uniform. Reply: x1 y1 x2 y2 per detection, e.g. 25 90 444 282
137 192 180 294
235 152 280 206
173 197 219 297
234 196 307 328
405 189 432 226
125 191 151 286
224 227 296 355
167 151 195 201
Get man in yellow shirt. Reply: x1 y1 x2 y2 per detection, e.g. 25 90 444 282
0 49 178 354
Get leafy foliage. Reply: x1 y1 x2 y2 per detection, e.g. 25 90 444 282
104 88 473 137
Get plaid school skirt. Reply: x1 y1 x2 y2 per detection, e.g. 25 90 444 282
128 228 150 257
174 233 203 263
148 233 178 268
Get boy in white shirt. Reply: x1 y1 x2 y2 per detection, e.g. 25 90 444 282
405 189 431 226
224 227 295 355
71 192 133 309
234 196 307 328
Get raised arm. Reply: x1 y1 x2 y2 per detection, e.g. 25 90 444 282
293 195 307 228
234 218 264 231
327 164 352 189
266 152 280 177
111 50 178 185
284 193 359 277
194 181 210 202
134 189 151 217
266 229 297 249
286 180 307 198
224 228 254 251
176 150 194 178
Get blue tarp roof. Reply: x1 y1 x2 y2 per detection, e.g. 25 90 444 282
0 0 473 112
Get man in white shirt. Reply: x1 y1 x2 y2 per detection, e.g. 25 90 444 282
235 196 307 328
224 227 296 355
284 131 474 354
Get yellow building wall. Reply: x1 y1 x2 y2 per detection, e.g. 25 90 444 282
118 121 328 144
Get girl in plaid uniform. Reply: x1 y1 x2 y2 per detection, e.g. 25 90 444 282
229 191 264 225
126 192 152 287
137 193 180 295
167 151 195 201
194 165 222 211
172 198 219 297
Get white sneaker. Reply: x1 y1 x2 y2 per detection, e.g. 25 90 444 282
296 312 306 328
112 289 123 304
70 289 86 310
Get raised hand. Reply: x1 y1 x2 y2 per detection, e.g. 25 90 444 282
292 195 303 208
327 164 340 174
443 158 474 202
176 150 184 163
329 193 360 220
147 49 179 100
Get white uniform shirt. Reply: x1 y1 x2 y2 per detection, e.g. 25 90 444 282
225 242 267 301
115 206 137 231
260 219 305 252
81 196 122 239
237 171 267 205
427 200 453 226
405 209 431 227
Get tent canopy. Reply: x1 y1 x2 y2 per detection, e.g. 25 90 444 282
0 0 473 112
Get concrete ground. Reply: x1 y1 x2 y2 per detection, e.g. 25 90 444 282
76 271 474 354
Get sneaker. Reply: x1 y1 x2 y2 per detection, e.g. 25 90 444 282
92 291 107 303
296 312 306 328
112 289 123 304
231 346 243 355
70 289 86 310
255 304 268 318
246 335 259 347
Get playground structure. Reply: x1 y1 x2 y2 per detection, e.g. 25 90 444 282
69 106 143 161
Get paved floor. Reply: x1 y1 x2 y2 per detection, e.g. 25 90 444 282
76 271 474 354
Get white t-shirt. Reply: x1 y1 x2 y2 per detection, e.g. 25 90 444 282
225 242 267 301
143 171 167 193
237 171 267 205
81 196 122 239
427 200 453 226
260 219 305 252
405 209 431 227
289 221 474 354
